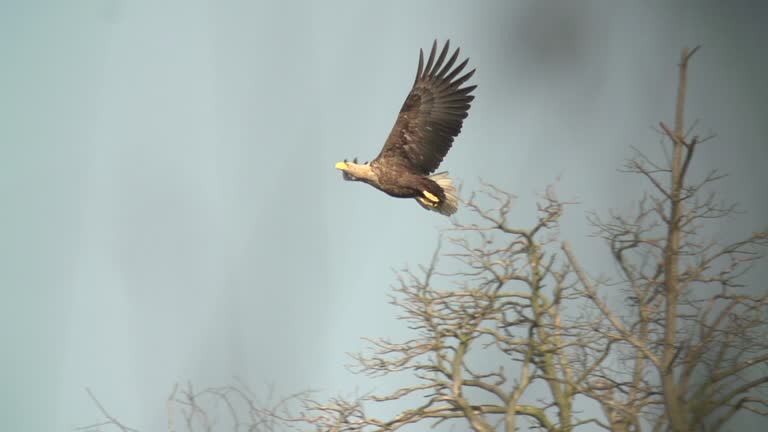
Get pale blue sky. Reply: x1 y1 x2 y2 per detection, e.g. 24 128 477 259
1 1 766 430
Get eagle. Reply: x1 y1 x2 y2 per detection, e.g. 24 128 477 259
335 40 476 216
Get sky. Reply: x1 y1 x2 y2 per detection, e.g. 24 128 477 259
1 1 767 431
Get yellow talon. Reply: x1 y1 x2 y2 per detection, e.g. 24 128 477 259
417 196 439 207
422 190 439 203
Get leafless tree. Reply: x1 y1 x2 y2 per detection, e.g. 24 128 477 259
80 381 301 432
283 183 597 432
276 47 767 432
78 388 140 432
82 47 766 432
563 47 768 431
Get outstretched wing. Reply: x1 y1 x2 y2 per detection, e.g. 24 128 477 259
373 40 476 175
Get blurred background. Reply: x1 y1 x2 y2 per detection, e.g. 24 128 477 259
1 1 766 430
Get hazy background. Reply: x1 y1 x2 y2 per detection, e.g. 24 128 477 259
1 1 766 430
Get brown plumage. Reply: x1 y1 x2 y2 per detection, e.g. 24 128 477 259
335 40 476 216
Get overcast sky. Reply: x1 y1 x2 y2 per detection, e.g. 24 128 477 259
1 1 766 430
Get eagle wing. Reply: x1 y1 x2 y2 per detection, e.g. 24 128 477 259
373 40 476 175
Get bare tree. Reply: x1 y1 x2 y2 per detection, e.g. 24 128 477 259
80 382 300 432
82 47 766 432
78 388 140 432
563 47 768 431
278 47 767 432
288 185 605 432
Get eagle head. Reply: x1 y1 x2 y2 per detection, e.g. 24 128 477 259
335 158 375 183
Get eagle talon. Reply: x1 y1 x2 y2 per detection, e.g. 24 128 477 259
422 191 440 203
417 197 439 207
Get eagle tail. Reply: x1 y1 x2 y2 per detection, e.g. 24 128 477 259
418 172 458 216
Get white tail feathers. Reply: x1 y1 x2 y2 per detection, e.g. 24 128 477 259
417 172 459 216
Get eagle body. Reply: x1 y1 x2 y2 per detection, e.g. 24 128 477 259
335 40 476 216
373 162 444 198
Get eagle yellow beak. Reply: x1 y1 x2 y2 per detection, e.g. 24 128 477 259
335 162 348 170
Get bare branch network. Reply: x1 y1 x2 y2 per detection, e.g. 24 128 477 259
275 46 767 432
82 47 767 432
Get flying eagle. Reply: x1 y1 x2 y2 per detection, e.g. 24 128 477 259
335 40 476 216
